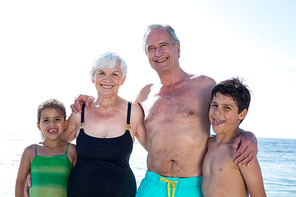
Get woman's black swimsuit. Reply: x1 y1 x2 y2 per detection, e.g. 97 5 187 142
68 102 136 197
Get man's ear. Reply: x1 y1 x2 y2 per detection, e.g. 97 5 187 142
239 109 248 121
176 43 181 57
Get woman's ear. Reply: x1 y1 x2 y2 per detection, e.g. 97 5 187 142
120 76 126 86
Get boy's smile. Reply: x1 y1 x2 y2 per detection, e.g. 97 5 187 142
212 118 224 127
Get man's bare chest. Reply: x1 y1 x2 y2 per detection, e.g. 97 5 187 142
143 88 207 122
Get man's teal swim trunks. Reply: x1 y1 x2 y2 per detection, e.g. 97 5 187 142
136 171 204 197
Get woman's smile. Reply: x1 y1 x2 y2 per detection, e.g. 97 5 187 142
101 84 114 89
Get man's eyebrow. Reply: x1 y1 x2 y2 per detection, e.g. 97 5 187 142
159 42 169 45
147 45 155 50
147 42 169 49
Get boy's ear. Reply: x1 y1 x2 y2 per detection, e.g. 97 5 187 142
64 120 68 130
37 123 41 131
239 109 248 120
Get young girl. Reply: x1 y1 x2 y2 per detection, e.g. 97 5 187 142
15 99 77 197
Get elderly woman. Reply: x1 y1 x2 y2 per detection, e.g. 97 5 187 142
63 52 147 197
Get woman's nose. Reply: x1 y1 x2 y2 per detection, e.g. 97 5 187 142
103 74 111 81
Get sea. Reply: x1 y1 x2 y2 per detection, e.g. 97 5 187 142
1 130 295 197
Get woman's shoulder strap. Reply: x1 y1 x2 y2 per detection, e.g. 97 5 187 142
81 104 85 123
125 102 132 131
79 104 86 130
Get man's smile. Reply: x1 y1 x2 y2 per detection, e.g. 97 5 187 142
156 57 168 63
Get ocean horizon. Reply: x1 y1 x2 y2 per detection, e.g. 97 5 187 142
1 129 295 196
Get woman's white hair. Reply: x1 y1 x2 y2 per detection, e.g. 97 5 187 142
89 52 127 80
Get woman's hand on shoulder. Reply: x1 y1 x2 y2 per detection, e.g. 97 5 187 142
71 94 95 113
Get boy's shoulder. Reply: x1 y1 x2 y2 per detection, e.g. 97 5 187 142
206 136 215 147
208 136 234 147
207 136 236 163
207 136 215 143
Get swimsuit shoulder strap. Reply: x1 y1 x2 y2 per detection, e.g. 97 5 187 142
81 104 85 123
125 102 132 131
34 144 37 156
65 143 70 155
79 104 85 130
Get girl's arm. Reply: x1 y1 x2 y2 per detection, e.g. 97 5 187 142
61 112 81 142
239 157 266 197
15 145 34 197
131 102 147 150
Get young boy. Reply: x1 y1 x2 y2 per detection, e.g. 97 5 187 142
202 78 266 197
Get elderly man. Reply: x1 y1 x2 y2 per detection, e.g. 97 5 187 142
71 24 257 197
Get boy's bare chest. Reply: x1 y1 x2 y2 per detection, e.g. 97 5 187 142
204 144 237 174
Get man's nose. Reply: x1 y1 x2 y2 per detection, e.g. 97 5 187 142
155 47 163 56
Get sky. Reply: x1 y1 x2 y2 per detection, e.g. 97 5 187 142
0 0 295 139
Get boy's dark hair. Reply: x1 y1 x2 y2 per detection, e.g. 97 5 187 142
37 99 67 124
211 78 251 114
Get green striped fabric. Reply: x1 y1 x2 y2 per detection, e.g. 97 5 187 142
29 151 72 196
